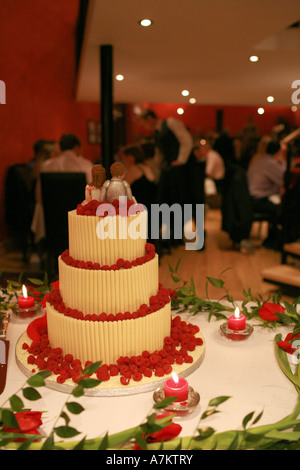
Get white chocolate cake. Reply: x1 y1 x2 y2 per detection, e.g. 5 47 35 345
19 163 205 390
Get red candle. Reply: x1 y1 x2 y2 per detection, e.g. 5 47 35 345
228 307 246 331
18 285 35 309
164 372 189 402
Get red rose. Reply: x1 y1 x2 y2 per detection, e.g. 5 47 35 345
258 302 285 322
2 411 43 442
133 412 182 449
277 331 300 354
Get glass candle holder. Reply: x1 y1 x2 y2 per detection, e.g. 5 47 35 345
12 301 42 319
153 385 200 416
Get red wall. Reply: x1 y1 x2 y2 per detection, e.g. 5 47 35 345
0 0 100 241
126 102 298 143
0 1 299 243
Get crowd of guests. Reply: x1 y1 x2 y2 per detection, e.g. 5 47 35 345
5 112 300 266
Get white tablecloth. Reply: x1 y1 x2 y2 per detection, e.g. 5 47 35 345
0 305 296 445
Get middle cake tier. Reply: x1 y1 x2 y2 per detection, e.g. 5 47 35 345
58 254 159 315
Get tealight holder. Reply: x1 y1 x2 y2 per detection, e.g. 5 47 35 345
12 302 42 319
153 386 200 416
220 323 253 341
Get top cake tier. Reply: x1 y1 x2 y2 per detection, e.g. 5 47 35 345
68 209 147 265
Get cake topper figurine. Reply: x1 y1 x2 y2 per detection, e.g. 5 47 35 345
84 164 106 203
99 162 137 203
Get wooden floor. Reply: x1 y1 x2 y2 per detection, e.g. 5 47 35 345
0 208 297 302
158 209 296 303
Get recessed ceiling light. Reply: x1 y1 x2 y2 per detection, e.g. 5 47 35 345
249 55 259 62
257 107 264 114
115 74 124 81
139 19 153 27
177 107 184 115
267 96 274 102
189 98 196 104
181 89 189 97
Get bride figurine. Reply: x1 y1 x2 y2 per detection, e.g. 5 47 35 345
84 164 106 203
99 162 137 203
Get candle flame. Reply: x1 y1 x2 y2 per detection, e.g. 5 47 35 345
234 307 240 318
172 372 179 384
22 285 28 298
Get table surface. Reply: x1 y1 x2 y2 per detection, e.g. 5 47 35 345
0 305 296 445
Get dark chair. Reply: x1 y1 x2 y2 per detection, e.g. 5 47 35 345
155 158 205 255
40 172 86 277
4 163 35 261
222 164 273 246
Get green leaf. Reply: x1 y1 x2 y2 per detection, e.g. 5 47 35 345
66 402 84 415
175 258 181 273
227 432 239 450
171 275 181 283
73 436 87 450
72 384 84 398
98 432 109 450
78 378 101 389
54 425 80 438
40 433 55 450
27 277 44 286
154 396 177 409
82 361 102 376
1 409 20 429
22 387 41 401
27 370 51 387
201 409 220 420
194 427 215 441
178 287 191 296
9 395 24 412
242 411 255 429
168 263 174 273
17 435 36 450
60 411 70 425
252 410 264 425
208 396 231 407
206 277 224 289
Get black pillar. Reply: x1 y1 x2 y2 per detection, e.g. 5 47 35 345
100 44 114 175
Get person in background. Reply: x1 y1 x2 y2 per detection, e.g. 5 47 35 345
248 135 272 168
139 109 193 167
193 140 225 194
31 134 93 248
120 143 158 243
40 133 93 183
121 143 157 187
247 140 286 248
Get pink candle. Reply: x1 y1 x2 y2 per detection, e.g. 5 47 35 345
228 307 246 331
18 285 35 309
164 372 189 402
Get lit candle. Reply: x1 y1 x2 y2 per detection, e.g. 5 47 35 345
164 372 189 402
228 307 246 331
18 285 35 309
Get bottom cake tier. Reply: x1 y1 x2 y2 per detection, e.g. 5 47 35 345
46 301 171 365
16 313 205 396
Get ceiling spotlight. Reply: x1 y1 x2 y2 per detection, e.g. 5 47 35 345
139 19 153 27
189 97 196 104
181 89 189 97
177 107 184 115
267 96 274 102
291 105 298 112
115 74 124 81
257 107 264 115
249 55 259 62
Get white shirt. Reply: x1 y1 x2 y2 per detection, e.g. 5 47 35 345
40 150 93 183
158 117 194 164
205 149 225 180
